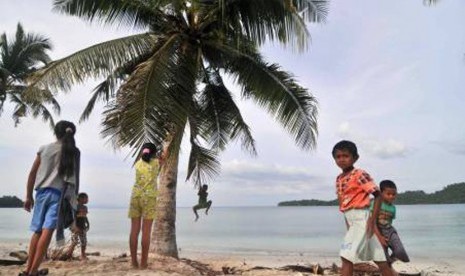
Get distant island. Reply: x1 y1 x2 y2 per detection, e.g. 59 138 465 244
0 196 24 208
278 182 465 206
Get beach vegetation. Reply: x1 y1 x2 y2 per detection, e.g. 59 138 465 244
278 182 465 206
0 195 23 208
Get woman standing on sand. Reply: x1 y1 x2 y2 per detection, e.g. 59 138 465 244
22 121 80 276
128 142 166 269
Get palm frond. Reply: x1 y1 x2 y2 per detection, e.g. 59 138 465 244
80 73 124 124
208 40 318 150
186 139 220 187
291 0 329 22
199 68 256 154
18 32 53 66
53 0 163 29
0 23 58 126
2 23 52 77
9 87 57 128
79 80 110 123
101 34 192 151
26 33 156 94
186 108 221 186
202 0 329 51
79 54 146 122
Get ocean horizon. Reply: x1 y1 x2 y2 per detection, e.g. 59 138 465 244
1 204 464 266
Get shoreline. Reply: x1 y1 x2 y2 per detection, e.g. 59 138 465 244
1 242 463 275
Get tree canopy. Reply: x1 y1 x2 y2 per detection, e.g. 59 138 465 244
278 182 465 206
0 23 59 127
27 0 327 184
0 196 24 208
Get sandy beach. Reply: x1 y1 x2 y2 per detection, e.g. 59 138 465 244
1 242 463 276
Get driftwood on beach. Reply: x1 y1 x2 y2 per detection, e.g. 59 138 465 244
0 259 26 266
0 250 27 266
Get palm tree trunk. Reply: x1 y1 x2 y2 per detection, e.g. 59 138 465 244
152 149 179 258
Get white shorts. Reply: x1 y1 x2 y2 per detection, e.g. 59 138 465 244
340 209 386 263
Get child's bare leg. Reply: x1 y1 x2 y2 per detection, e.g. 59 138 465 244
65 241 76 259
129 218 141 268
140 219 153 269
79 230 88 260
341 257 353 276
67 230 81 259
375 261 394 276
25 232 41 273
29 228 54 275
80 245 87 260
205 201 212 215
193 206 199 221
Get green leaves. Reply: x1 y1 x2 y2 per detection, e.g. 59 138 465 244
209 40 318 150
199 68 256 154
0 23 57 127
210 0 329 51
24 0 323 186
101 35 182 151
186 137 220 187
9 85 60 128
27 33 156 94
54 0 160 29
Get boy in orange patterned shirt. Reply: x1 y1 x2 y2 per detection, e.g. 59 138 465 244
332 140 393 276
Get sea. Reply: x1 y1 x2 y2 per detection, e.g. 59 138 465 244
1 205 464 265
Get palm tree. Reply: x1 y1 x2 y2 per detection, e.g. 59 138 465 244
0 23 59 127
27 0 328 258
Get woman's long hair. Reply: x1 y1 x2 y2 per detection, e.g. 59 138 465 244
140 143 157 163
55 120 78 178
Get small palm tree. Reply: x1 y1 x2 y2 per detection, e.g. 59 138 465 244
0 23 59 127
27 0 328 257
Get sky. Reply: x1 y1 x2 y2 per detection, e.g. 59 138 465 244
1 1 465 207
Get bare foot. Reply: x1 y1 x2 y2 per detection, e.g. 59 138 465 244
140 263 148 270
131 261 139 269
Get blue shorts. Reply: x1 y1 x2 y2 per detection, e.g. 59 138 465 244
30 188 61 232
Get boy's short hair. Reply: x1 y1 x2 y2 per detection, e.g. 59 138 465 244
78 192 88 199
332 140 359 159
380 180 397 191
202 184 208 189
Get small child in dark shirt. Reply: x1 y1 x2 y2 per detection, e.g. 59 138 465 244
67 193 89 260
193 185 212 221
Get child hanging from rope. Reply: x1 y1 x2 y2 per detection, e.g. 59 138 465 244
193 184 212 221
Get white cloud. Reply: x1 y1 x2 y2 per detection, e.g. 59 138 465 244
333 123 408 159
214 160 327 195
337 122 351 137
362 139 408 159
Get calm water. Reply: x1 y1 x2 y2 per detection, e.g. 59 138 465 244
1 205 464 261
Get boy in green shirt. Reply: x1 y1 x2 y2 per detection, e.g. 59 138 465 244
371 180 410 264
